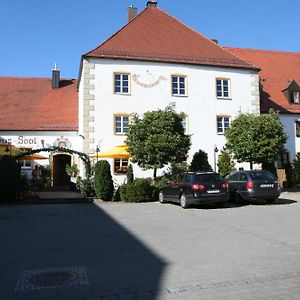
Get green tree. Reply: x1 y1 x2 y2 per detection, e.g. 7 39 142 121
217 147 235 176
225 111 287 169
94 160 114 201
126 104 191 178
189 149 213 172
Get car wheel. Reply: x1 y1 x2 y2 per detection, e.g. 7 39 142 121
159 191 165 204
234 191 244 204
266 198 276 204
180 193 188 209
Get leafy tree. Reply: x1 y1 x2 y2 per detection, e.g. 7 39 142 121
225 111 287 169
217 147 235 176
189 149 213 172
126 104 191 178
94 160 114 201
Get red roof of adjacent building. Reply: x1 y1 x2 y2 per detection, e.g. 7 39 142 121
227 47 300 114
0 77 78 131
85 6 258 71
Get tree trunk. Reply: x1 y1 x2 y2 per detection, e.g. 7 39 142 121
153 168 157 179
250 161 253 170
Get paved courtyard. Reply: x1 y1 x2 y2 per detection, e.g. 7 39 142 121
0 192 300 300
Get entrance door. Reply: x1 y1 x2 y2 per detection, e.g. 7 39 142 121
53 154 71 186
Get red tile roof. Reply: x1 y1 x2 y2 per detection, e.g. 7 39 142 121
227 47 300 114
85 6 258 70
0 77 78 131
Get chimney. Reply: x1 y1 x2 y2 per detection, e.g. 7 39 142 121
211 39 219 44
52 64 60 89
128 5 137 22
146 1 158 7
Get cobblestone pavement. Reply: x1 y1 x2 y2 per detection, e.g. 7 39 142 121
0 191 299 300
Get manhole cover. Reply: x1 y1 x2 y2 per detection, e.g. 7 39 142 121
29 271 77 287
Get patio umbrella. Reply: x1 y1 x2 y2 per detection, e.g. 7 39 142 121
18 153 48 160
92 144 132 159
0 143 22 156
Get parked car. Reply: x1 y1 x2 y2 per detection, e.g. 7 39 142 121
226 170 281 203
159 172 229 209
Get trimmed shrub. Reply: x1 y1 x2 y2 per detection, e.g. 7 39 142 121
120 178 155 203
126 164 134 183
217 148 235 176
190 149 213 172
76 176 95 197
94 160 114 201
0 156 20 202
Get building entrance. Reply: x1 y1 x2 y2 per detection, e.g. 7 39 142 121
53 154 71 187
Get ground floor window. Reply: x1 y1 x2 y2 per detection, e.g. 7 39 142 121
114 159 128 174
276 152 289 169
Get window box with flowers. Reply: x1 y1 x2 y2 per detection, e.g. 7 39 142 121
114 159 129 174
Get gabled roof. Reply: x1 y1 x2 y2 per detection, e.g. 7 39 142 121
84 6 258 71
0 77 78 131
227 47 300 114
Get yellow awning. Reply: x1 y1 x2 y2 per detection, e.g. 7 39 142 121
18 153 48 160
0 143 22 156
92 144 132 159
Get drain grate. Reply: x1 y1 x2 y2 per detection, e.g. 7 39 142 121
15 266 89 292
29 271 77 287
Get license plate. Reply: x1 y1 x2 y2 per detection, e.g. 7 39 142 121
207 189 220 194
260 184 273 188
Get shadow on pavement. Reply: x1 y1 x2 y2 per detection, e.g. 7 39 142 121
0 203 166 300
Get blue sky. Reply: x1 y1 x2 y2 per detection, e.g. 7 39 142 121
1 0 299 79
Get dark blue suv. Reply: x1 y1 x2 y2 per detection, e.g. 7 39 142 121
159 172 229 209
226 170 281 203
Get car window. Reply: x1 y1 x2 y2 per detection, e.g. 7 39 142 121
185 175 192 183
249 171 276 181
194 174 224 183
228 173 238 181
238 173 247 181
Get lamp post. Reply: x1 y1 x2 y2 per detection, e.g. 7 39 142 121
214 145 219 172
95 146 100 163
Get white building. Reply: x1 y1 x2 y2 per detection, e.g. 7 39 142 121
78 1 260 183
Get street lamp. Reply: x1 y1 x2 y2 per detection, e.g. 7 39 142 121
214 145 219 172
95 146 100 162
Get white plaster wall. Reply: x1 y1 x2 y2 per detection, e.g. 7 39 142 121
79 58 258 181
280 114 300 161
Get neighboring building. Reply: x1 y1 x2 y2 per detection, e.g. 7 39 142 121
0 73 82 186
227 47 300 169
78 1 260 182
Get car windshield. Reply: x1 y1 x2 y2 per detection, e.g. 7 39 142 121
194 174 224 183
248 171 276 181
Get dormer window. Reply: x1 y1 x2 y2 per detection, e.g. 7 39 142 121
290 91 300 104
282 79 300 104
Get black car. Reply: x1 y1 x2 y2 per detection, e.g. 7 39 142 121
159 172 229 208
226 170 281 203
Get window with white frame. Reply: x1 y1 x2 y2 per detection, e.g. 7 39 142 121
114 73 130 94
216 78 230 98
172 75 187 96
114 115 129 134
217 116 230 134
114 159 129 174
290 91 300 104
